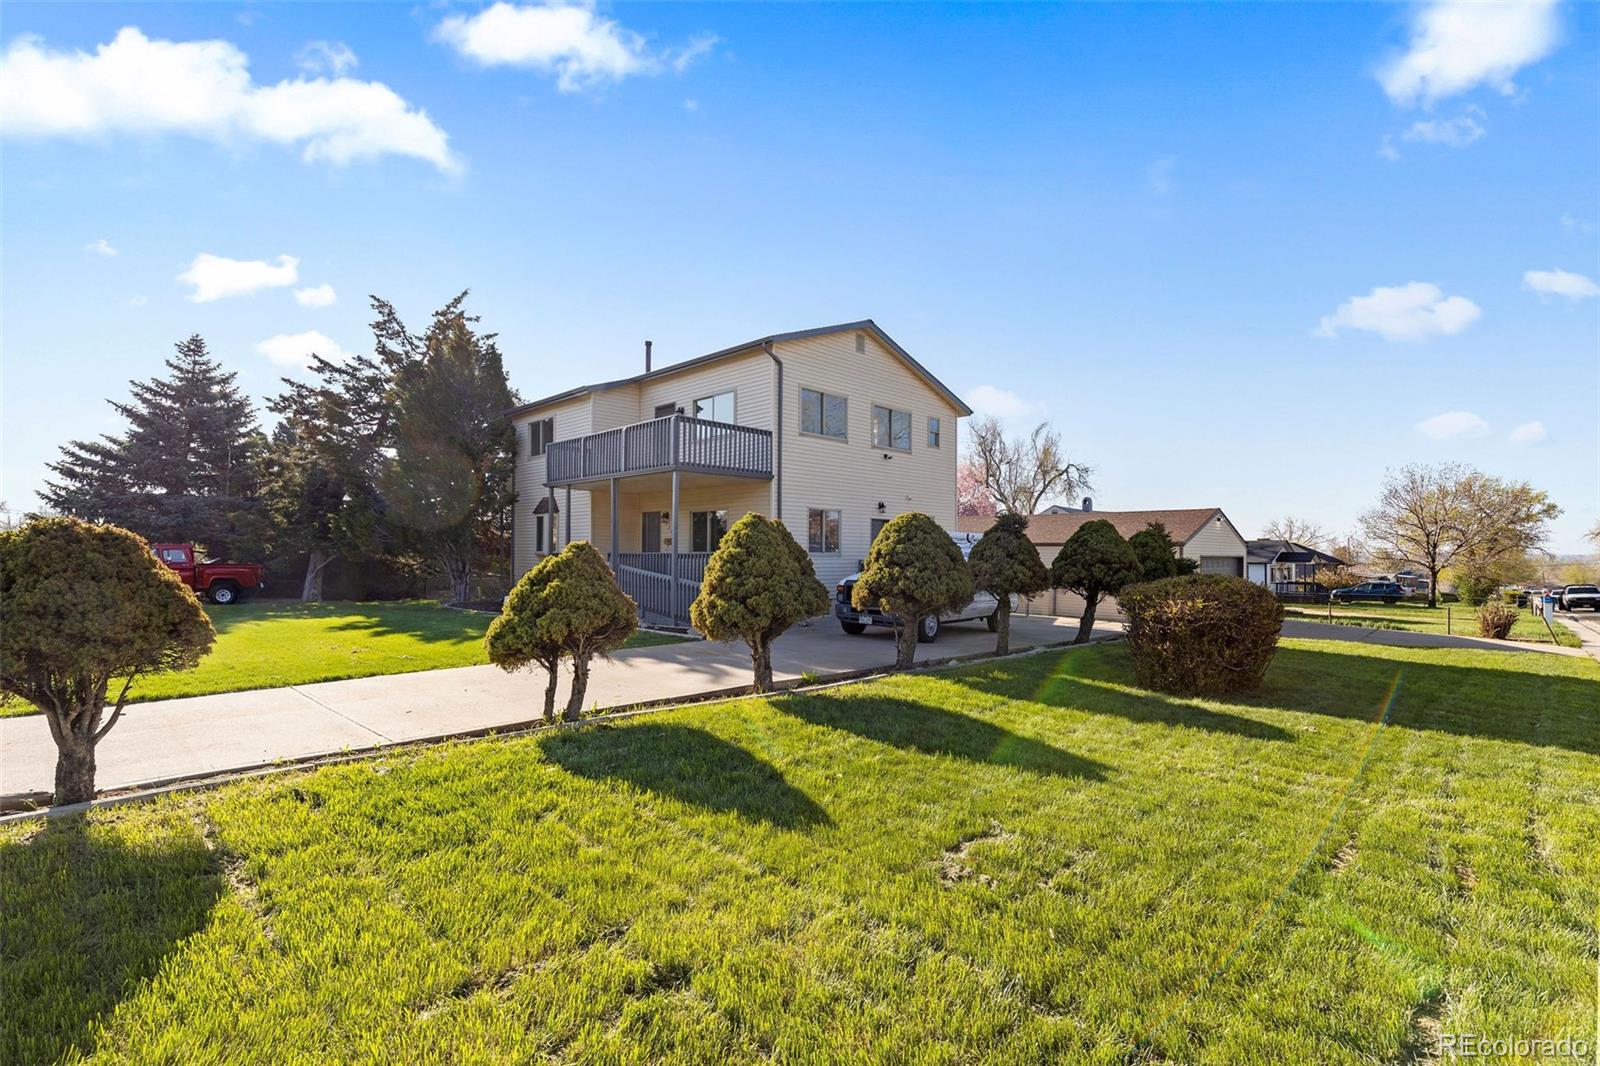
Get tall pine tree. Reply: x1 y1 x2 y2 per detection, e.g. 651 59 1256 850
42 336 261 555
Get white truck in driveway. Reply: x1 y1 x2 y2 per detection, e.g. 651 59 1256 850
832 530 1008 642
1558 584 1600 612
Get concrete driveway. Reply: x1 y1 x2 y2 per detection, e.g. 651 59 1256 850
0 614 1107 800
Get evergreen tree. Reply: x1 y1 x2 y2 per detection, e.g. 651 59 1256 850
42 335 261 555
1052 519 1141 644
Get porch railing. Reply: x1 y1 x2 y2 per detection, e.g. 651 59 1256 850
615 551 711 628
546 414 773 486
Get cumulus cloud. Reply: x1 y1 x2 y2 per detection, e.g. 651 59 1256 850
1523 268 1600 301
1509 420 1547 445
294 283 337 307
0 27 457 171
257 330 353 369
436 2 716 91
296 40 358 76
1402 106 1485 148
968 385 1043 419
179 253 298 302
1416 411 1489 440
85 237 117 256
1316 282 1480 342
1379 0 1561 107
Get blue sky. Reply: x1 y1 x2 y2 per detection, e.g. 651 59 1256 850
3 1 1596 551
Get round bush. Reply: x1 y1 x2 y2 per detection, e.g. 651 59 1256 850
1476 601 1518 640
1455 571 1498 607
1119 575 1284 695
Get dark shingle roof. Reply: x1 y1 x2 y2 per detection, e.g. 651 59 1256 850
956 508 1227 547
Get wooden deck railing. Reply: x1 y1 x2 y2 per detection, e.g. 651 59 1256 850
546 414 772 486
615 551 711 627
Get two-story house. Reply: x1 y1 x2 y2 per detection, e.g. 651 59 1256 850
507 320 972 627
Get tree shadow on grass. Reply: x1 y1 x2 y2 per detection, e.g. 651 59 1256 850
543 722 833 829
0 816 223 1064
774 691 1110 780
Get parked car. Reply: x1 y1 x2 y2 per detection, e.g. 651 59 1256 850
152 542 265 605
1558 584 1600 612
1330 580 1406 605
834 530 1007 642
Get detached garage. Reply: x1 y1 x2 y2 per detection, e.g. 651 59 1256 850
956 507 1250 619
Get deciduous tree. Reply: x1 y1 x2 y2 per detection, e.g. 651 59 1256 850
967 512 1049 655
690 513 829 691
964 416 1091 516
1 518 214 804
852 512 974 669
1260 516 1328 549
1052 519 1141 644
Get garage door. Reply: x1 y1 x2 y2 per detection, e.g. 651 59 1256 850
1199 555 1243 576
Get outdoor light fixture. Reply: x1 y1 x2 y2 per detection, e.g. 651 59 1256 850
876 501 886 512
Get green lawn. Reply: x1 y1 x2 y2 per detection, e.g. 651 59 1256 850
0 600 686 718
3 638 1596 1064
1284 599 1580 647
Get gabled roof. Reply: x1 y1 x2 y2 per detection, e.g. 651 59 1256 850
956 508 1230 547
506 320 972 419
1245 539 1347 566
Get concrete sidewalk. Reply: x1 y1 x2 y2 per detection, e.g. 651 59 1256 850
1555 611 1600 661
1280 619 1587 656
0 615 1105 799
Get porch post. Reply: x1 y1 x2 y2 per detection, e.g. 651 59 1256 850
564 487 572 544
609 478 619 572
547 486 556 551
670 468 681 624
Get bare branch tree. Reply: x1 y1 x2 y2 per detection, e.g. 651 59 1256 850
1260 516 1329 549
964 417 1091 516
1359 463 1560 607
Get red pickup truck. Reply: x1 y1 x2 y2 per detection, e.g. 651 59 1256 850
152 543 265 605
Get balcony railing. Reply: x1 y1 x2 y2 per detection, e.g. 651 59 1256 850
614 551 710 628
545 413 773 487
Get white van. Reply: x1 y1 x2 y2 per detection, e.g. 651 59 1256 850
831 530 1007 642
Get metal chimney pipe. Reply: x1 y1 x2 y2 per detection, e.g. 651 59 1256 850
645 340 652 373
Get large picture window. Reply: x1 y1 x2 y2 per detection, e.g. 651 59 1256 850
691 510 729 553
693 391 734 423
800 388 847 439
807 508 841 553
872 405 911 450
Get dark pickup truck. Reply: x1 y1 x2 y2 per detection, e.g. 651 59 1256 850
152 543 264 605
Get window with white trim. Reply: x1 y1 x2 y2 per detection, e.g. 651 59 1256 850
808 508 841 553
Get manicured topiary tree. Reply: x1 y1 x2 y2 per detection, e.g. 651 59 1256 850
485 541 637 722
967 512 1049 656
1127 521 1195 582
0 518 215 805
690 513 829 693
1120 575 1283 694
1051 519 1141 644
852 512 973 670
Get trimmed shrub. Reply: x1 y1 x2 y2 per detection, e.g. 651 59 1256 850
968 513 1050 656
1455 571 1499 607
1120 575 1284 695
1 518 215 804
852 513 973 669
691 513 829 692
1127 522 1186 583
1051 520 1141 644
1499 589 1521 606
486 541 636 721
1477 601 1518 640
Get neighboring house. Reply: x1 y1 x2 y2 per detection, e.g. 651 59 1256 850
1246 539 1348 593
508 320 971 626
1039 497 1095 515
956 507 1249 619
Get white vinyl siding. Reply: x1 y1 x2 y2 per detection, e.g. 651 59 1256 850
1179 513 1249 577
512 396 593 576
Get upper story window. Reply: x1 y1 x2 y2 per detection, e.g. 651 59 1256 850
872 405 911 451
800 388 847 439
927 416 942 448
693 391 734 423
528 417 555 456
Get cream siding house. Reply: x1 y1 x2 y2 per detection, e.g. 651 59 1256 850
507 321 971 627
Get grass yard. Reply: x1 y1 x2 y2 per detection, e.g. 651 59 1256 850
1284 599 1580 647
3 638 1596 1064
0 600 686 718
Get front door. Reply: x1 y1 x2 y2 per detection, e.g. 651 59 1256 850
641 511 667 552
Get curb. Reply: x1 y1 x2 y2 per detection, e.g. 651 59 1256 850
0 634 1116 823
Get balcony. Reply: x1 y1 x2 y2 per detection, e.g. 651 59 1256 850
544 413 774 488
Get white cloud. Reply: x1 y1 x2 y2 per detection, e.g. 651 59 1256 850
1402 107 1485 148
179 253 298 302
1316 282 1481 342
968 385 1043 419
1378 136 1401 162
682 98 699 112
1416 410 1489 440
296 40 357 76
1523 268 1600 301
1379 0 1561 107
256 330 353 369
1560 213 1594 234
85 237 117 256
294 283 337 307
435 3 715 91
1509 420 1547 445
0 27 458 171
